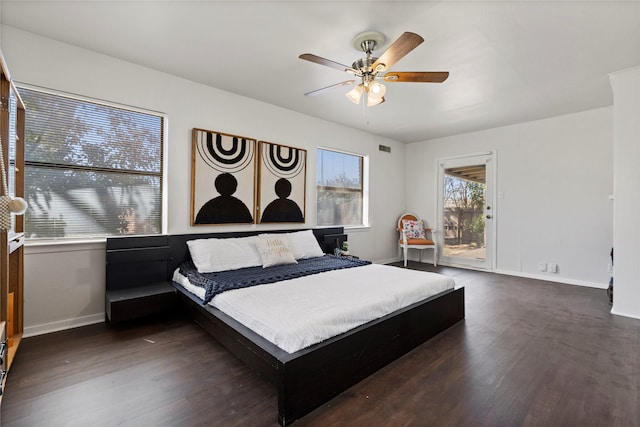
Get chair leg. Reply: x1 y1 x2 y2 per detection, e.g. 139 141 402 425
433 246 438 267
403 245 408 267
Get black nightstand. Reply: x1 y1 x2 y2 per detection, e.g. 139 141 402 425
106 235 177 323
106 282 176 323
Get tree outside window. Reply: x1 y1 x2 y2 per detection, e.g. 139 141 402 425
443 174 485 248
21 87 164 239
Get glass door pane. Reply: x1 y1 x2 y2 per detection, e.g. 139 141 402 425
443 166 486 261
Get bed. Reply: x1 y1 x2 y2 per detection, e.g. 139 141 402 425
105 227 465 426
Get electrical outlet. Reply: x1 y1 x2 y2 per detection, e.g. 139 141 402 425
538 263 547 272
548 263 557 273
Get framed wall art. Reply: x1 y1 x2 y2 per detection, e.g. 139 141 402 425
257 141 307 223
191 128 256 225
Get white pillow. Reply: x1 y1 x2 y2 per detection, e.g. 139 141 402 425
255 236 298 268
287 230 325 259
187 236 262 273
259 230 325 260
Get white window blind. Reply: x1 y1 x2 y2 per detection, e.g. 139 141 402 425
21 87 164 239
316 148 365 226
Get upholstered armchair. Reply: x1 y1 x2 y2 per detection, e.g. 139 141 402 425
397 213 438 267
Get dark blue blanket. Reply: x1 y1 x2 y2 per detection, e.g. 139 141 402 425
178 255 371 304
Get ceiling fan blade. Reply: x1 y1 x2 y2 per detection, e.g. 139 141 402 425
304 80 357 96
383 71 449 83
371 32 424 72
299 54 358 74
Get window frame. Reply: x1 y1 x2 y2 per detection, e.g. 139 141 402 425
18 83 168 242
316 146 369 228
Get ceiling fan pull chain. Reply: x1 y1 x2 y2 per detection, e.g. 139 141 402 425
363 90 370 125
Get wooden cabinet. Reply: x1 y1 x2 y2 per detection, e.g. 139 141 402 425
0 321 7 399
0 51 25 379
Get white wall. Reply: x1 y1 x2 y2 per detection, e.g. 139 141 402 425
1 26 408 336
406 107 614 288
610 66 640 319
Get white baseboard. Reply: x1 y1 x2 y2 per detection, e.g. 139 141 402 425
610 307 640 319
383 257 607 290
494 269 607 289
24 313 105 338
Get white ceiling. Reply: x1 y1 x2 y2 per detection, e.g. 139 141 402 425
2 1 639 143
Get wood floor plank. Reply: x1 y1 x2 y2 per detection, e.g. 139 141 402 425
2 263 638 427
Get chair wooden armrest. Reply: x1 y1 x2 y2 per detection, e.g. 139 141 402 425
399 228 408 244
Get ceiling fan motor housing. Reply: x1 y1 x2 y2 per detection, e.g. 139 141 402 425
352 57 377 75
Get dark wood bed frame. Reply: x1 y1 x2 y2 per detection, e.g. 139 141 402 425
106 227 465 426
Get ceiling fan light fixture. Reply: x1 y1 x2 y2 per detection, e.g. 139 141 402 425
346 84 364 104
369 81 386 97
367 95 385 107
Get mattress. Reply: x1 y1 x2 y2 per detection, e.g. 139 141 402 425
173 263 455 353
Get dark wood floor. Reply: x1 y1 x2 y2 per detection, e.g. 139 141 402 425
2 263 638 427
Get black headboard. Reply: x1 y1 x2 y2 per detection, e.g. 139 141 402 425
106 227 344 291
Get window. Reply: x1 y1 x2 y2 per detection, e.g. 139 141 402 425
316 148 367 226
20 87 164 240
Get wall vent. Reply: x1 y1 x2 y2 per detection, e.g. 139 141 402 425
378 144 391 153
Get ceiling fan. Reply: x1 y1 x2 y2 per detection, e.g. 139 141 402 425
299 31 449 107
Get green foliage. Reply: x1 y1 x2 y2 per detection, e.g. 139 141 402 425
444 175 486 245
469 215 485 235
468 182 485 210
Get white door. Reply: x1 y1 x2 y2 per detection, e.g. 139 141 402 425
437 153 495 270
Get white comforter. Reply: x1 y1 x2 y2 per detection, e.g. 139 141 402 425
173 263 455 353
